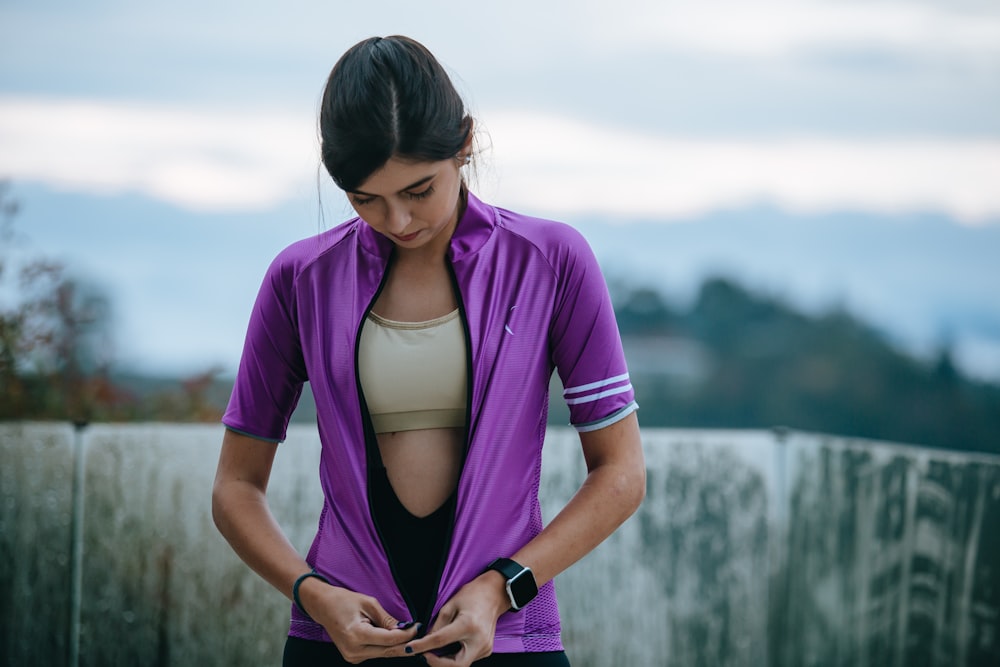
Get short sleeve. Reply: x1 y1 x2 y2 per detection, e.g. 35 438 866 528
549 229 638 432
222 252 308 442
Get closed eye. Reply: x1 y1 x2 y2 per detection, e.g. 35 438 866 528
349 177 435 206
405 185 435 201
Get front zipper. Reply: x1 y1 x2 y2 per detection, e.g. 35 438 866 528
355 252 475 627
354 252 422 620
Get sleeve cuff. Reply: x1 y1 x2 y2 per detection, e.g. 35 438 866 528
571 401 639 433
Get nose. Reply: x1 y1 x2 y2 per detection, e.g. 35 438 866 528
384 202 411 234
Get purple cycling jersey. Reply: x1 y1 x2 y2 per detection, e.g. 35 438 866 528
223 193 638 652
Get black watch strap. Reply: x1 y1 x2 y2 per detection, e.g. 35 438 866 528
487 557 538 611
487 557 524 581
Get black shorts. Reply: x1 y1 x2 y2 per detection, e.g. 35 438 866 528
283 636 570 666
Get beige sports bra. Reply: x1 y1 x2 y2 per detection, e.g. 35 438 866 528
358 309 468 434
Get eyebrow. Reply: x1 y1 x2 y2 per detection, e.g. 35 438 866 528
350 175 434 198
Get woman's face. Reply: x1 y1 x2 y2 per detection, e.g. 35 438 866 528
347 155 465 255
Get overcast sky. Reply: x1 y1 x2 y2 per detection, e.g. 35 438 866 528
3 0 999 222
1 0 999 378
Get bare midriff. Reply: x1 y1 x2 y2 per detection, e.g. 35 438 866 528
371 243 465 519
377 428 464 518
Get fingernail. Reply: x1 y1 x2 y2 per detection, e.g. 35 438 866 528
404 645 413 654
396 621 416 630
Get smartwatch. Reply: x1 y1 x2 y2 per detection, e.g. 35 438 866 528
487 557 538 611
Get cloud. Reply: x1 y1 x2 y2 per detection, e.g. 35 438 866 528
484 111 1000 225
6 1 998 84
2 97 999 224
584 0 1000 64
0 96 317 212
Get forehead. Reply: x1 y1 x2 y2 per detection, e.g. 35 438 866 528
354 156 451 195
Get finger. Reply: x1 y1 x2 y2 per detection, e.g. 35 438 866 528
357 596 399 631
354 621 422 648
355 596 422 640
424 603 458 635
405 626 464 656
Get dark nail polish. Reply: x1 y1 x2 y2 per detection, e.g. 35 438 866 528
405 645 413 654
396 621 416 630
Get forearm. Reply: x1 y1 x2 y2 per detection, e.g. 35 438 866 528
212 429 309 596
512 452 645 586
212 481 308 598
212 467 309 600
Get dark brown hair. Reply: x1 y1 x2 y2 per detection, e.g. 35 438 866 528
319 36 472 192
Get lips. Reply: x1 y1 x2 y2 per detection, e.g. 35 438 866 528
392 230 421 242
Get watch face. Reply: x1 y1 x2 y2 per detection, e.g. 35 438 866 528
507 568 538 609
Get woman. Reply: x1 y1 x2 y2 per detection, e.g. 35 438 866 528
212 35 645 667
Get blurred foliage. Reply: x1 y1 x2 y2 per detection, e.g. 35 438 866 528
0 183 223 423
616 277 1000 454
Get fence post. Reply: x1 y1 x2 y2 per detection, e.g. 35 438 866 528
68 421 88 667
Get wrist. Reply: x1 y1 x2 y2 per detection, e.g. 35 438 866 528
485 557 538 612
293 570 331 621
478 569 515 619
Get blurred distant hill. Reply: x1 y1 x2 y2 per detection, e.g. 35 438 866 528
576 206 1000 384
598 276 1000 454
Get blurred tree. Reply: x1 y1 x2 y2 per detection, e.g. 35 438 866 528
1 182 118 420
0 183 222 423
615 284 679 336
0 181 35 417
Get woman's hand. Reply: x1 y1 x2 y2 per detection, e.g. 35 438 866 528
402 570 510 666
297 576 422 664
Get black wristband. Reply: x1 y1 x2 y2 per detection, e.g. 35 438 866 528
292 570 330 621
